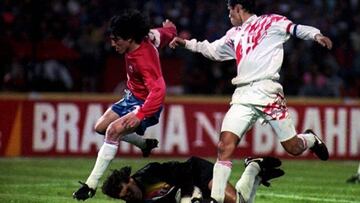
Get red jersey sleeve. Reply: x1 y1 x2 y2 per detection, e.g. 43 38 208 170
133 53 166 121
135 76 165 120
148 26 177 48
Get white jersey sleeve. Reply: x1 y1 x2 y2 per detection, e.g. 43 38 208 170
270 14 321 41
183 28 237 61
289 24 321 40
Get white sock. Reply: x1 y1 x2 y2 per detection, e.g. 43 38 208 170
85 143 118 189
235 162 260 202
247 176 261 203
357 163 360 174
211 161 232 203
121 133 146 149
297 132 316 148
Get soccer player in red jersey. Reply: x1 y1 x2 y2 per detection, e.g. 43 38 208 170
73 9 177 200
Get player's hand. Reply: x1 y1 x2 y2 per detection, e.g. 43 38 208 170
169 37 186 49
121 112 141 130
162 19 176 29
314 34 333 50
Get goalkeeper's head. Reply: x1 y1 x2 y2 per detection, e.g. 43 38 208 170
102 166 143 201
109 9 150 44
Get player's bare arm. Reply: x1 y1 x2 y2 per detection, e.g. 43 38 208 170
169 36 186 49
314 34 333 50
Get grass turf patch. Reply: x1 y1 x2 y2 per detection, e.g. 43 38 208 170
0 157 359 203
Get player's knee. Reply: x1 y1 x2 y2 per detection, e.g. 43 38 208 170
94 123 106 135
105 123 122 141
217 141 236 156
94 118 109 135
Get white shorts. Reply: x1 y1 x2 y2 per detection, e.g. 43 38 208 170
221 80 297 142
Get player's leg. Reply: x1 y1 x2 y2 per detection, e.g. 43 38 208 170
96 98 159 156
236 157 284 203
211 104 257 203
269 117 329 160
211 132 237 203
74 97 156 200
78 115 135 196
81 98 162 191
73 106 123 200
255 81 328 160
86 105 165 189
94 107 119 135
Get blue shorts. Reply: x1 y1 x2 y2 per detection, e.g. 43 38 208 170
111 90 162 135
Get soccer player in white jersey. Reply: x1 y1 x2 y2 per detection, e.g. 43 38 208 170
170 0 333 202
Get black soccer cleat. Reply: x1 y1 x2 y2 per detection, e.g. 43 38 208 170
346 174 360 184
141 138 159 157
260 168 285 187
73 181 96 201
244 157 283 187
191 197 202 203
306 129 329 161
244 157 282 170
191 197 218 203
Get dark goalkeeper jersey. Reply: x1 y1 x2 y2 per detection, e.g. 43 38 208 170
129 157 214 203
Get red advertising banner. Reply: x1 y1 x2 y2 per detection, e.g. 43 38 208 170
0 94 359 159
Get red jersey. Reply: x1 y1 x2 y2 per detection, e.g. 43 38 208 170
125 26 176 120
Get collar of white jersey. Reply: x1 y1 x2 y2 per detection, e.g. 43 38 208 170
242 14 258 26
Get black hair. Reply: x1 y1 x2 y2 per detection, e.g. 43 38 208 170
102 166 132 199
227 0 256 13
109 9 150 43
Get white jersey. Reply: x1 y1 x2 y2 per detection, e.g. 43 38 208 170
185 14 321 85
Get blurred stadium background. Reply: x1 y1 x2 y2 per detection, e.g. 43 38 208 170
0 0 360 202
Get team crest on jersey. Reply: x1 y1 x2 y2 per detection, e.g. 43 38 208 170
128 65 134 73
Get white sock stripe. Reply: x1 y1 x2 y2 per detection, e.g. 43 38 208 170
216 160 233 168
104 139 119 146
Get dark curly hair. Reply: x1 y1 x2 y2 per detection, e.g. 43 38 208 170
102 166 132 199
109 9 150 44
227 0 256 13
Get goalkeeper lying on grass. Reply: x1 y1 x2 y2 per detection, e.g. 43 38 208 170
97 156 284 203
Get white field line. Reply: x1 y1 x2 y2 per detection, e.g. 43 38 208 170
257 192 359 203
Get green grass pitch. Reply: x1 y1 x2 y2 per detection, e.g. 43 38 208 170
0 157 359 203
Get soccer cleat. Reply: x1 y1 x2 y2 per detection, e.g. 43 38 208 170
260 168 285 187
191 197 218 203
305 129 329 161
191 197 202 203
244 157 283 187
141 138 159 157
244 157 282 170
346 174 360 184
73 181 96 201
